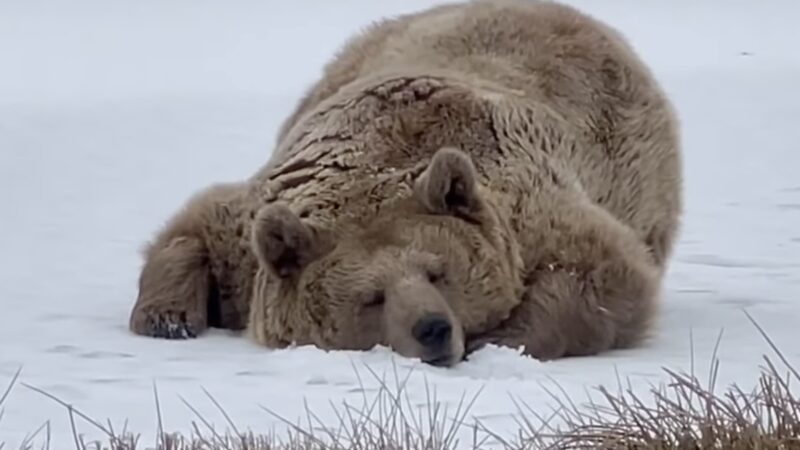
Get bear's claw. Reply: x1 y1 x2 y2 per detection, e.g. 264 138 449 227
133 310 201 339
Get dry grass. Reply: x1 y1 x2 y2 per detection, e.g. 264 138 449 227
3 311 799 450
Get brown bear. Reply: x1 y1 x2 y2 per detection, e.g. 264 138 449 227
129 0 682 367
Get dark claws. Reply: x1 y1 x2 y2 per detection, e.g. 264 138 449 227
146 313 198 339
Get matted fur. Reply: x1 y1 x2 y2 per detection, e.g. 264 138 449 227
129 0 682 365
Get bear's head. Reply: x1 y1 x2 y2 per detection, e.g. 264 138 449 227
248 147 524 367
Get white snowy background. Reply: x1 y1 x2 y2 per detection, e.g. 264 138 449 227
1 0 799 447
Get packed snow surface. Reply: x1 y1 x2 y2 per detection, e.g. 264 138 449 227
1 0 799 447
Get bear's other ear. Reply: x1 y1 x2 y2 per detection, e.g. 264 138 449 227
251 203 320 279
414 147 484 222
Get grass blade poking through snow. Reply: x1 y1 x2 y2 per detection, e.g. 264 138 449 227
0 366 22 426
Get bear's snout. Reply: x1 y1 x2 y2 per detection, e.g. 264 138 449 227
412 313 455 366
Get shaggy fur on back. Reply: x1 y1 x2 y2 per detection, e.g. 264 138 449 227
268 0 681 264
129 0 682 362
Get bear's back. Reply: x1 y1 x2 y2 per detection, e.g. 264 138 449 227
274 0 655 146
267 0 681 260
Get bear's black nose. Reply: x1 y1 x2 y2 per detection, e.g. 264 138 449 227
412 313 452 349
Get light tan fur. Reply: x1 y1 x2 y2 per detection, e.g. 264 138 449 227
129 0 682 365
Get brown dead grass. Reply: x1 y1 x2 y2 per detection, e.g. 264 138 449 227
3 311 799 450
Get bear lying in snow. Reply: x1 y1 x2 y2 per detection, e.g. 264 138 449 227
129 0 682 367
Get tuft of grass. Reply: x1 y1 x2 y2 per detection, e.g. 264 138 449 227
3 311 799 449
531 355 800 449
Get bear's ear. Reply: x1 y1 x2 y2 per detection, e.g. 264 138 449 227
251 203 321 279
414 147 484 222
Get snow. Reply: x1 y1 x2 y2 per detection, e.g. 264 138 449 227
1 0 799 447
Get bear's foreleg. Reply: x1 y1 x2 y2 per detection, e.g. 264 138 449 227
129 236 212 339
467 200 662 361
471 255 659 360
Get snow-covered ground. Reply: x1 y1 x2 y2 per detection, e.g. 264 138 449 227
1 0 799 447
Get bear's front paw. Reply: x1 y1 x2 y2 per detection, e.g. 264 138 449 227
464 328 568 361
464 334 500 357
130 308 204 339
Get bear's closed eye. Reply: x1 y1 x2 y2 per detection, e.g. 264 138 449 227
427 270 444 284
365 290 386 307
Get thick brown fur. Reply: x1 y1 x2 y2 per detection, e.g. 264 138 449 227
129 182 264 337
129 0 682 365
